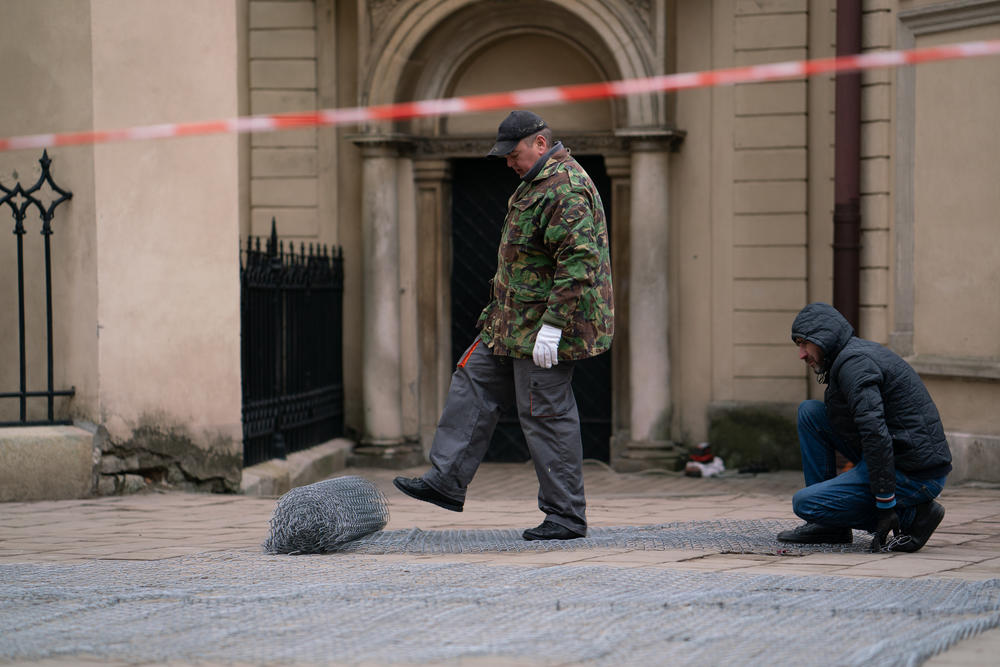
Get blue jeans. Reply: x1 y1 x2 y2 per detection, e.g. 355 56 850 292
792 400 946 532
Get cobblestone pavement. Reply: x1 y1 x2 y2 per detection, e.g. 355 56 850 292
1 462 999 665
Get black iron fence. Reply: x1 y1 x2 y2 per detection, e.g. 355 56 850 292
0 151 75 425
241 219 345 467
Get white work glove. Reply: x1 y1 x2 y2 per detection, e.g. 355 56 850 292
532 324 562 369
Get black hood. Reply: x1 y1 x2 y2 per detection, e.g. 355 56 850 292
791 302 855 373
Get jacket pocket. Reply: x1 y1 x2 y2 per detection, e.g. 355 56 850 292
510 284 549 304
512 190 545 214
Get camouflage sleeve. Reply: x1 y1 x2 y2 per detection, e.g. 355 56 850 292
540 190 601 329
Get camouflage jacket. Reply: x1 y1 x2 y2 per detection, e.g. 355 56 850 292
477 148 614 359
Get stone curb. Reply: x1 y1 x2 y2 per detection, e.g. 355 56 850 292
239 437 354 496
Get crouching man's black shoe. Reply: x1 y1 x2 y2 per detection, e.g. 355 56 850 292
890 500 945 553
522 520 586 541
392 477 464 512
776 522 853 544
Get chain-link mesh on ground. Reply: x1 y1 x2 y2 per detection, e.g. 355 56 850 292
341 519 872 555
262 475 389 554
2 552 998 666
260 474 859 556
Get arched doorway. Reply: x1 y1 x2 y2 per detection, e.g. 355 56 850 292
352 0 682 470
449 154 613 462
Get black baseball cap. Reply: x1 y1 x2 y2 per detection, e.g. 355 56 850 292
486 110 548 157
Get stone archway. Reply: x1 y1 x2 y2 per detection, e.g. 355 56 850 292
350 0 685 471
362 0 663 130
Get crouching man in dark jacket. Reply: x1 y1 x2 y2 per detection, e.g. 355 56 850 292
777 302 952 552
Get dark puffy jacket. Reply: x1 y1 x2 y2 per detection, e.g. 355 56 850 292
791 303 951 502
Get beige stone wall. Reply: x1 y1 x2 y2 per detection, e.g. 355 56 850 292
859 0 895 344
674 0 1000 453
88 0 243 488
444 34 613 137
894 1 1000 442
674 0 833 440
911 23 1000 365
670 0 715 445
730 1 814 406
1 0 244 491
672 0 837 440
246 0 362 431
0 0 99 424
248 0 321 239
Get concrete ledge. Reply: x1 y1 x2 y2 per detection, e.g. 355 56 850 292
240 437 354 496
0 426 98 502
947 432 1000 484
347 441 426 469
707 401 800 471
610 434 685 473
908 354 1000 381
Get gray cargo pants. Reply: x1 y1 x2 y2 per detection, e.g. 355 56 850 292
422 338 587 534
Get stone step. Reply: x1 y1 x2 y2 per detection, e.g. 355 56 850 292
0 425 97 502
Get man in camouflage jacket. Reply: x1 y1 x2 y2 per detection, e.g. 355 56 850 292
394 111 613 541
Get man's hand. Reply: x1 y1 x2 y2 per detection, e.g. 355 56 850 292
532 324 562 368
870 507 900 552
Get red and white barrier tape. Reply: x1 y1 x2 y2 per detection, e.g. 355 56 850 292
2 39 998 152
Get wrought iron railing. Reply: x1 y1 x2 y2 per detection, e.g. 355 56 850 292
240 219 345 467
0 151 75 425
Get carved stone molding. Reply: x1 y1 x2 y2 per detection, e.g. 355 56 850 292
362 0 665 127
348 133 417 158
365 0 658 49
367 0 408 40
616 127 686 152
623 0 654 34
413 131 683 159
899 0 1000 34
906 355 1000 382
413 136 492 159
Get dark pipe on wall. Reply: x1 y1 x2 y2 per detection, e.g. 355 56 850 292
833 0 863 330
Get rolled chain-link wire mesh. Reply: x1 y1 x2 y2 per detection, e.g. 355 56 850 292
2 553 999 665
262 475 389 554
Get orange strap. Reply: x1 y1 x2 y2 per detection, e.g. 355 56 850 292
458 339 480 368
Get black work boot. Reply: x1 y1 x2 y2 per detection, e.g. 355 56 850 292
891 501 945 553
392 477 464 512
776 522 853 544
522 520 585 541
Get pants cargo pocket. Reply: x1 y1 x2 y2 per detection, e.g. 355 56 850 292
528 370 574 418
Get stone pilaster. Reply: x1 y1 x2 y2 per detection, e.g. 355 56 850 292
612 129 686 472
347 135 424 468
413 160 453 456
